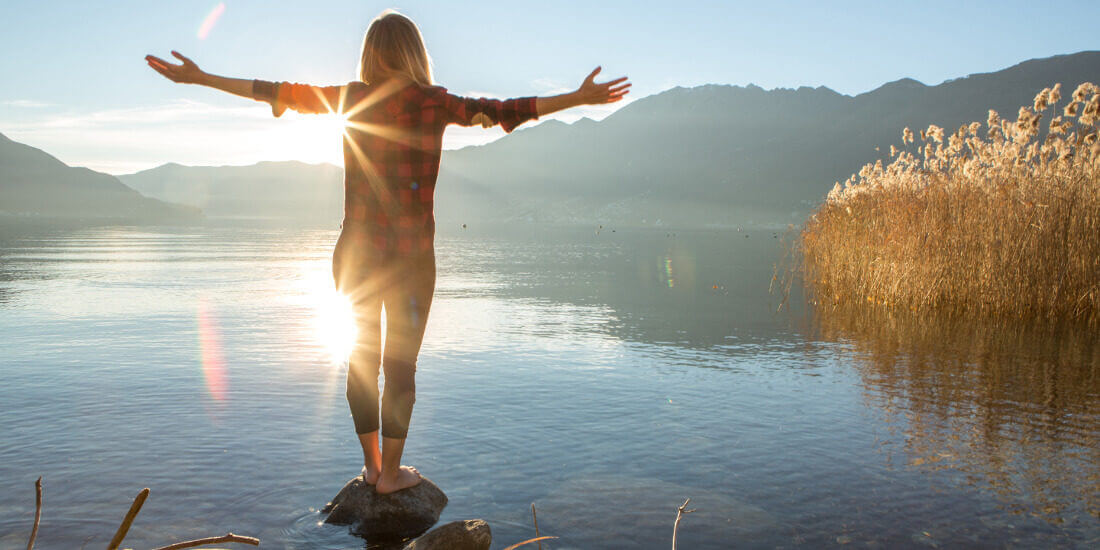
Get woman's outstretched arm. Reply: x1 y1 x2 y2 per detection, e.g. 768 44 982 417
145 51 345 117
146 51 255 99
447 67 630 131
535 66 630 118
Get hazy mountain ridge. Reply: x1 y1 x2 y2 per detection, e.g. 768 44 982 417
121 161 343 222
0 132 201 224
434 51 1100 227
109 52 1100 227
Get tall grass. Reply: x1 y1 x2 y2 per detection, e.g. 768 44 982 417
801 83 1100 324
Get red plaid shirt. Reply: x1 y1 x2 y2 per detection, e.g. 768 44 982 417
253 78 538 254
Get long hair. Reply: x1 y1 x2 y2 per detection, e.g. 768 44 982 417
358 10 433 86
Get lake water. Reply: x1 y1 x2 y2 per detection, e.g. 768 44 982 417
0 223 1097 549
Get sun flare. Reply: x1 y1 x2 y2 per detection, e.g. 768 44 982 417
275 113 348 167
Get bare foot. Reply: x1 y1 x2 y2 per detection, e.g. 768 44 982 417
361 465 381 485
375 465 421 494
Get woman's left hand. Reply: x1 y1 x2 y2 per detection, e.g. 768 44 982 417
574 67 631 105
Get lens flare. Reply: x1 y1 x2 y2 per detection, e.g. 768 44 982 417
197 297 227 401
197 2 226 40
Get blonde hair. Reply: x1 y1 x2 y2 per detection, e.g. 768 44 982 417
358 10 433 86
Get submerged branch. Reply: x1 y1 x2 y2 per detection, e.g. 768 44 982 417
107 488 149 550
20 478 260 550
26 477 42 550
151 532 260 550
531 503 542 550
502 536 558 550
672 498 696 550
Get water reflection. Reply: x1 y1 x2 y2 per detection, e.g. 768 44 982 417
815 306 1100 522
0 265 14 304
0 228 53 304
436 226 800 358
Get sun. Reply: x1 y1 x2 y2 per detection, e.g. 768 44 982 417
270 112 349 167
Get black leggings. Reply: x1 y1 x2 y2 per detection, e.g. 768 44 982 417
333 231 435 439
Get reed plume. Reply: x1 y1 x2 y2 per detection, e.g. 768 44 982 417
802 83 1100 324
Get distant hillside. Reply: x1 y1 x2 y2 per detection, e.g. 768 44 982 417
435 50 1100 227
120 51 1100 228
120 161 343 223
0 132 201 224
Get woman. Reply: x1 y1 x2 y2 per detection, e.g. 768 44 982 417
146 10 629 494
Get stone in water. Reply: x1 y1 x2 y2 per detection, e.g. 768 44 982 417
403 519 492 550
322 475 448 541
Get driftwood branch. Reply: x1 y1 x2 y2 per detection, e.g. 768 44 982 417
22 477 259 550
26 477 42 550
502 536 558 550
671 498 696 550
530 503 542 550
150 532 260 550
108 487 150 550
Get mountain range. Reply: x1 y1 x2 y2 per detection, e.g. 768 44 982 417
432 50 1100 227
119 161 343 221
5 51 1099 228
0 132 200 224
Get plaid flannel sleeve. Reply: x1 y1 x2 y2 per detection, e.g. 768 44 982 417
442 93 539 133
253 80 346 117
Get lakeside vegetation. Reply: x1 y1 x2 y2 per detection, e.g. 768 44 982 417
801 83 1100 324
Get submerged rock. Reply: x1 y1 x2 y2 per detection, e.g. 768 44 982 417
403 519 492 550
322 475 448 541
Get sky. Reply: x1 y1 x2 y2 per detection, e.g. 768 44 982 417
1 0 1098 174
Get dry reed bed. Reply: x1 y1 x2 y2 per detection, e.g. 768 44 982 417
801 82 1100 324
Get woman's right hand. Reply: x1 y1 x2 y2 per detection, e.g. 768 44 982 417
145 51 206 85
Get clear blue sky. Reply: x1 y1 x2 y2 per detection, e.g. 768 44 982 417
1 0 1097 173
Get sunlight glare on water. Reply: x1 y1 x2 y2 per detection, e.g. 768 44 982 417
298 264 357 365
